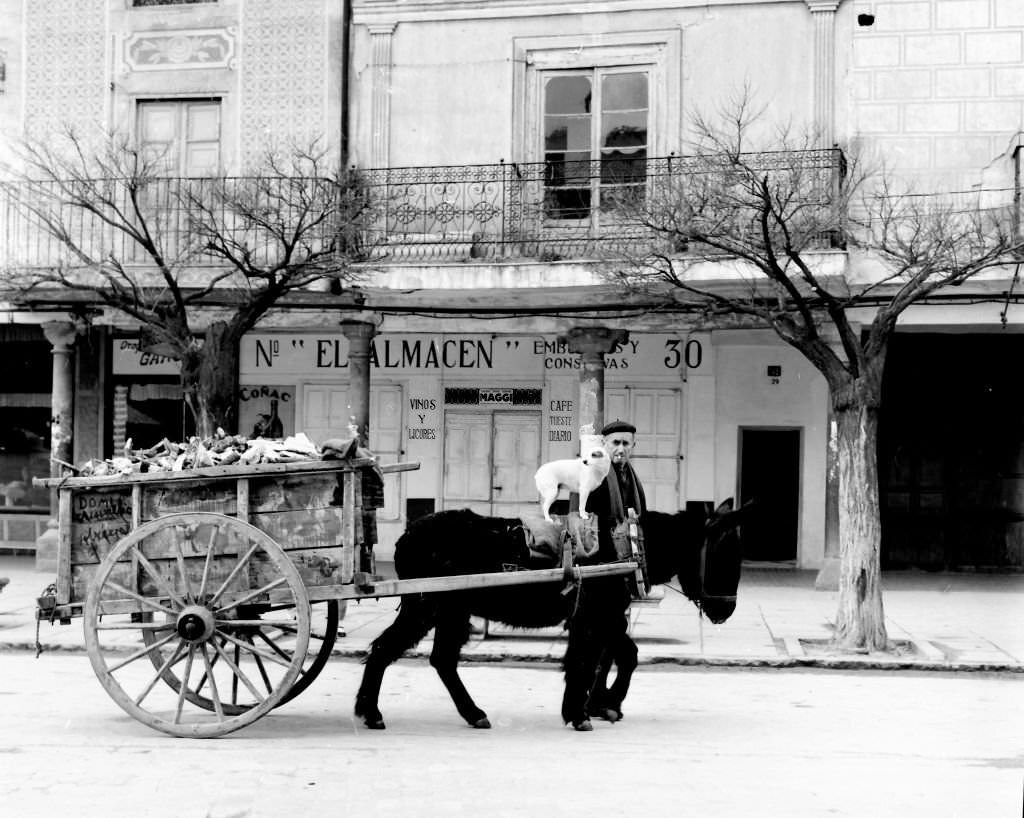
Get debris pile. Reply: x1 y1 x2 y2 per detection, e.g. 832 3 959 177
74 430 365 477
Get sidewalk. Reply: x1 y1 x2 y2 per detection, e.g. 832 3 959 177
2 554 1022 671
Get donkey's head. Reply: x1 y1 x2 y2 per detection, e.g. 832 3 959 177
666 498 749 624
695 498 751 623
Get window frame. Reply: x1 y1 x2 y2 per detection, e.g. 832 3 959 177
135 96 223 177
511 31 680 235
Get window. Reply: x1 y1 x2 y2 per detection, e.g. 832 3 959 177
512 30 680 236
137 98 221 176
543 69 649 222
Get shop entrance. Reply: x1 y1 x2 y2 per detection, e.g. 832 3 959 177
443 411 541 518
738 428 800 562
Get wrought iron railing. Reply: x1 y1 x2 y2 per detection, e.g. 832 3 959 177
358 149 845 262
1 149 846 270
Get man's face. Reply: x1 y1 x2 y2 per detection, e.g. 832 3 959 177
604 432 635 466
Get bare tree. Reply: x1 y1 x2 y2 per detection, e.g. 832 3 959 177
2 130 372 437
607 98 1022 651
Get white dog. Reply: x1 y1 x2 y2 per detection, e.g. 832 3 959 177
534 433 611 523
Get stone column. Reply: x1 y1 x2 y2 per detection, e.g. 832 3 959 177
368 24 396 169
560 327 628 436
36 321 77 572
340 315 381 445
806 0 841 147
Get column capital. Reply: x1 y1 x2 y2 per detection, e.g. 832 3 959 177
559 327 628 358
42 321 78 351
805 0 841 12
339 313 383 340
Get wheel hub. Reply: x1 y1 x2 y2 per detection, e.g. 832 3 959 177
176 605 216 642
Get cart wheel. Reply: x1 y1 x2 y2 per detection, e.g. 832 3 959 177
140 600 339 714
83 512 311 738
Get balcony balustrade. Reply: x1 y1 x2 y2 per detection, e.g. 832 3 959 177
1 149 845 272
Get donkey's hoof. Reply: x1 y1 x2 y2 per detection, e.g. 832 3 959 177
572 718 594 732
472 717 492 729
595 707 622 723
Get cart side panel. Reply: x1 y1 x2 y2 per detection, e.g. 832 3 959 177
249 474 352 585
66 487 134 605
142 481 238 518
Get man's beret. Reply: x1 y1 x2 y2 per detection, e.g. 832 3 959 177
601 419 636 436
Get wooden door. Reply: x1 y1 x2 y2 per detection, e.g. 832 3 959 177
492 412 541 518
443 412 492 514
606 387 681 511
442 411 541 516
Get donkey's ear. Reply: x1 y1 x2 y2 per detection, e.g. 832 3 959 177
715 498 735 515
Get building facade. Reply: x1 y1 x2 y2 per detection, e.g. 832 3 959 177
2 0 1023 571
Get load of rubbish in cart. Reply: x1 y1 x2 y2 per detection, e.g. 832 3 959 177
71 426 373 477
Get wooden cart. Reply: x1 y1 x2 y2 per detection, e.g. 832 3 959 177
34 458 636 738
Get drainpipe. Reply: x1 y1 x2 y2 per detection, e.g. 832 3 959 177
340 0 352 168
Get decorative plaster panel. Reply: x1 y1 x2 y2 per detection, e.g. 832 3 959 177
124 28 236 72
240 0 329 162
24 0 107 135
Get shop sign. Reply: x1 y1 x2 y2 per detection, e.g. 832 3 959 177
241 333 710 377
111 339 180 375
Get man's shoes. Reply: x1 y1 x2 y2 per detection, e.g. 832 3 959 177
572 718 594 732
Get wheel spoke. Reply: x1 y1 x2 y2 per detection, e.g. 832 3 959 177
232 642 240 706
210 638 265 702
107 629 179 674
102 581 178 617
255 629 294 665
214 577 289 615
199 644 225 721
217 630 293 669
174 645 196 724
131 547 188 609
135 640 188 706
208 542 260 607
214 619 300 628
174 535 195 603
94 621 176 631
252 650 273 694
197 525 220 601
192 639 225 697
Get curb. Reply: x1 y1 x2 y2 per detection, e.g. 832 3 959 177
7 638 1022 674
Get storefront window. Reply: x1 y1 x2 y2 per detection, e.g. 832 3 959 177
0 407 50 510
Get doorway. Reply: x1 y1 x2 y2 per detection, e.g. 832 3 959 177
443 411 541 518
739 428 801 562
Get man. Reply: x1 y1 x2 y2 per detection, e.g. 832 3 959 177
562 419 648 731
580 419 646 562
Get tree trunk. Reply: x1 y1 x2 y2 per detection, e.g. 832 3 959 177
832 399 888 652
180 322 241 438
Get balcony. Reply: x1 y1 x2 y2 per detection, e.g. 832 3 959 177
1 149 845 272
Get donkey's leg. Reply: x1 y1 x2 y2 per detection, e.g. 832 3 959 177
430 602 491 728
590 628 637 723
355 595 434 729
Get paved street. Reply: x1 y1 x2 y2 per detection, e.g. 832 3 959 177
1 651 1021 818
